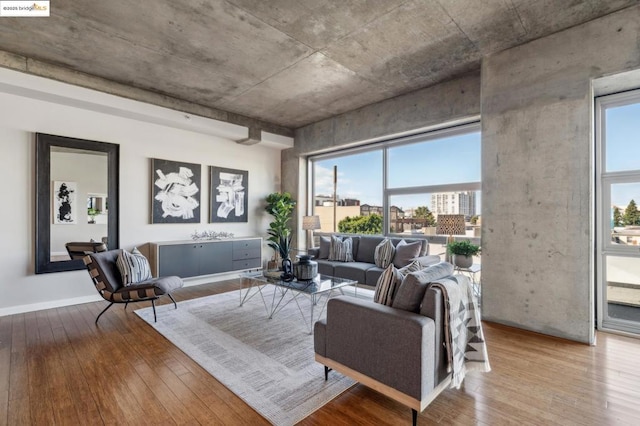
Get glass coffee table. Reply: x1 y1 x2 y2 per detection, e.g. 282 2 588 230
240 271 357 334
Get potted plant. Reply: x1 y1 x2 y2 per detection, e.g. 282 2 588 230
87 207 100 224
447 240 480 269
265 192 296 278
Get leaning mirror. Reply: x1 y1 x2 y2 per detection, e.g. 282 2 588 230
36 133 119 274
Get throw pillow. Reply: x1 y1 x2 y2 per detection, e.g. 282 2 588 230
392 262 454 312
399 259 423 274
318 236 331 259
374 238 395 268
374 259 425 306
116 247 152 286
392 240 423 268
328 236 354 262
373 264 403 306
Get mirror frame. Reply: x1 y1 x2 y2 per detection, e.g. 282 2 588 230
35 133 119 274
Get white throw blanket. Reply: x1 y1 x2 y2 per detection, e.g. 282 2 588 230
429 275 491 388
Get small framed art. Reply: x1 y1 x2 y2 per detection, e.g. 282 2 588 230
210 166 248 223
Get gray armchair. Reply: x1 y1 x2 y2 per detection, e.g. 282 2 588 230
314 287 450 425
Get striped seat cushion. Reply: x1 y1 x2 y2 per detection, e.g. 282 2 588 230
116 247 153 286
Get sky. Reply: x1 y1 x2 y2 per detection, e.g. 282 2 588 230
313 131 481 212
606 102 640 208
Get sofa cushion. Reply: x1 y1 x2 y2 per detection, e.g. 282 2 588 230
116 247 152 286
349 236 361 260
333 262 374 284
393 240 423 268
374 239 395 268
392 262 454 312
355 235 385 263
329 236 354 262
318 236 331 259
316 259 338 276
365 266 385 288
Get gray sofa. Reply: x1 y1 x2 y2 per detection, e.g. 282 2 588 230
314 279 451 425
308 234 440 286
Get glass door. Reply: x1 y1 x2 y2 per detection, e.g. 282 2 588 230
596 91 640 335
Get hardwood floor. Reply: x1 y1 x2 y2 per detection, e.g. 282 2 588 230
1 280 640 425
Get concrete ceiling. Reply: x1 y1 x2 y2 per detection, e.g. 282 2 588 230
0 0 636 130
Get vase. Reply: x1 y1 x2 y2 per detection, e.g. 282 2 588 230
294 255 318 281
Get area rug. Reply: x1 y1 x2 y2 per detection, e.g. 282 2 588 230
134 288 355 425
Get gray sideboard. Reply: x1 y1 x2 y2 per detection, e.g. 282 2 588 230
148 237 262 278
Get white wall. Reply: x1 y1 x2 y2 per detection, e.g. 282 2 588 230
0 87 281 315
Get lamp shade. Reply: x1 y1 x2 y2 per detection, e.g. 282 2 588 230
302 215 321 230
435 214 466 236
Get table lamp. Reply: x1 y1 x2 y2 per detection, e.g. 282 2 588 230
435 214 466 262
302 215 321 249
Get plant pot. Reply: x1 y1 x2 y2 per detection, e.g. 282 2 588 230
453 254 473 269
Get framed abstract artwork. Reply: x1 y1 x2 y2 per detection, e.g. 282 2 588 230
151 158 201 224
210 166 248 223
53 180 77 224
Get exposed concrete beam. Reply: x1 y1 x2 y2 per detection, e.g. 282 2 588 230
0 49 294 139
235 127 261 145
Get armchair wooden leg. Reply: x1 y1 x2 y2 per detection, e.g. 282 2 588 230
151 299 157 323
95 302 114 325
412 409 417 426
168 293 178 309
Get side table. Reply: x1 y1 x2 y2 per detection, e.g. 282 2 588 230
454 263 481 304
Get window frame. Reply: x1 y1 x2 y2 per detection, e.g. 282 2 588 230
308 121 481 237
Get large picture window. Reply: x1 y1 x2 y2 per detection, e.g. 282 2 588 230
309 123 481 239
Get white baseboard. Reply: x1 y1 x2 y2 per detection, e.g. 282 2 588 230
0 294 103 317
0 269 260 317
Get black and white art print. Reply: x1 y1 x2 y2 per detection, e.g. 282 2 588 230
53 181 77 224
210 166 248 223
152 159 201 224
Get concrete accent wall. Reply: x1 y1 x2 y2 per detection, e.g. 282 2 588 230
481 5 640 343
294 71 481 155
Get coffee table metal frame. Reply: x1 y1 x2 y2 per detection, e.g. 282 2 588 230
240 271 357 334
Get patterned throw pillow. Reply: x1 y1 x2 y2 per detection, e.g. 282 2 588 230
328 236 354 262
116 247 152 286
374 238 395 268
374 264 402 306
